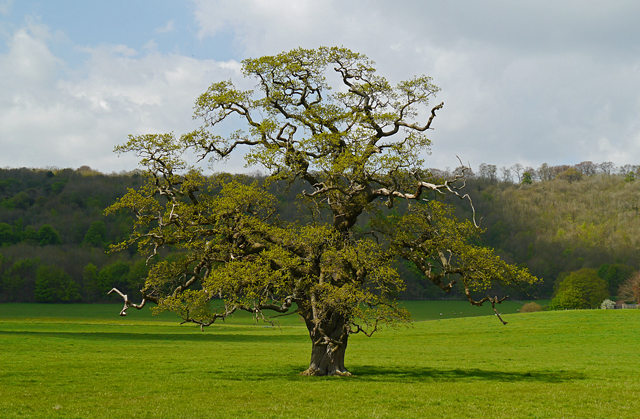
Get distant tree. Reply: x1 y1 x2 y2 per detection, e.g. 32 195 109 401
77 165 95 174
478 163 498 183
37 225 61 246
624 172 635 183
619 164 639 176
599 162 615 175
575 161 598 176
524 166 537 180
34 264 81 303
597 263 635 295
428 168 450 181
500 166 513 183
511 163 524 183
618 272 640 304
550 268 608 310
549 165 571 178
521 172 533 185
537 163 554 181
556 167 583 183
10 191 35 209
83 221 107 247
50 181 67 194
0 223 17 246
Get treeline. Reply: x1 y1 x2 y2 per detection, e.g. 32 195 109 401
466 160 637 184
0 167 317 304
1 161 639 303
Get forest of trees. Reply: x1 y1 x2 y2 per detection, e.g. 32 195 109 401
0 160 639 305
0 166 146 303
456 161 640 294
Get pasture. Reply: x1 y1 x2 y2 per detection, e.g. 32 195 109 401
1 303 639 418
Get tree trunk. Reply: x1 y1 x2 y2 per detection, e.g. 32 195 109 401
299 311 351 376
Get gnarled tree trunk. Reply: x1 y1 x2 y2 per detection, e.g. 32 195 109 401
299 311 351 376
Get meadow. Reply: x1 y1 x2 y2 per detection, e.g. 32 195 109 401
1 302 639 418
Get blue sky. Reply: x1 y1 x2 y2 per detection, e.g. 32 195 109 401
1 0 640 173
2 0 241 62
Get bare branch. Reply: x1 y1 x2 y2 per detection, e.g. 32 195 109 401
397 102 444 132
108 288 148 316
462 285 509 325
349 321 379 337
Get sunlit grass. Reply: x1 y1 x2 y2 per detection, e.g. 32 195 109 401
0 299 537 324
0 304 638 418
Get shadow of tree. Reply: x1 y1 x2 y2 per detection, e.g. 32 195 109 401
217 365 586 383
344 365 586 383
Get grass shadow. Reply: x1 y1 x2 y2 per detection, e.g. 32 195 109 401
221 365 586 383
345 365 586 383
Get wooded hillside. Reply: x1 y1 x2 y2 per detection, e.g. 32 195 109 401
447 162 640 299
0 162 638 303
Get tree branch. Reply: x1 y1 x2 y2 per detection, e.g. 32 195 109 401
108 288 150 316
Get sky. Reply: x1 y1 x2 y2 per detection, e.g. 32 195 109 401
1 0 640 174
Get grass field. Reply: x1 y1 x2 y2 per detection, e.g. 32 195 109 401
1 302 639 418
0 299 534 324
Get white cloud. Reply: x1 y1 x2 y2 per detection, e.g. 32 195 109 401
0 21 59 87
155 20 175 34
0 20 245 172
0 0 12 15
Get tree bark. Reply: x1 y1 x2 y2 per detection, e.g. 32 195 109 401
299 311 351 376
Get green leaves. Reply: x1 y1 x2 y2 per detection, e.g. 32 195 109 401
550 268 609 310
116 133 188 173
375 200 539 300
193 80 255 126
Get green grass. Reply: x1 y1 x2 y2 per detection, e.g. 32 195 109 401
400 299 546 321
1 303 638 418
0 299 538 324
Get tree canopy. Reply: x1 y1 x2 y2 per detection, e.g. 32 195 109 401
107 46 538 376
549 268 608 310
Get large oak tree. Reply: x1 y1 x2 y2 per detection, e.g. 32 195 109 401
107 47 538 376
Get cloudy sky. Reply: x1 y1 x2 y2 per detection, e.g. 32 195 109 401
1 0 639 173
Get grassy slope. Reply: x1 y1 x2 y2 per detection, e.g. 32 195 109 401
0 304 638 418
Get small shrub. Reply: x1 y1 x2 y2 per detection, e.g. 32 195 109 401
521 302 542 313
600 299 615 309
